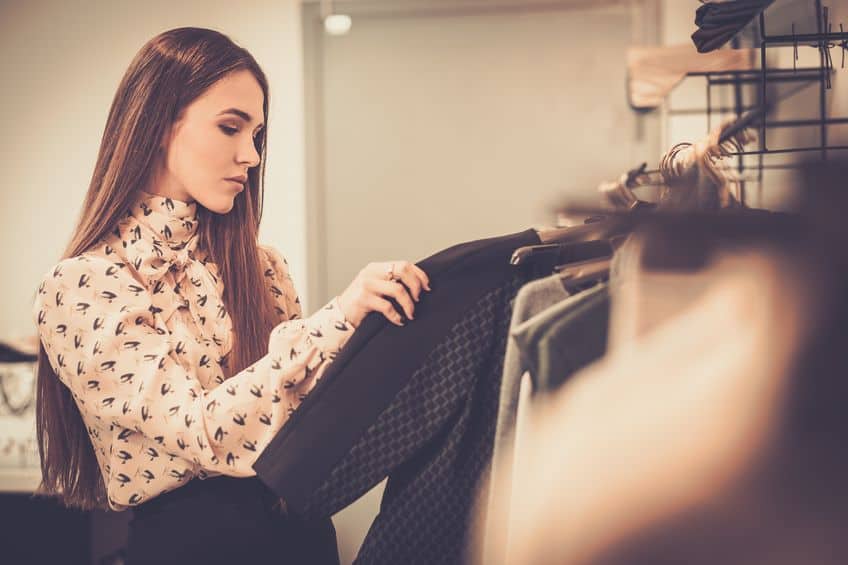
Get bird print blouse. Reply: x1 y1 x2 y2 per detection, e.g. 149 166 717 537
33 191 354 511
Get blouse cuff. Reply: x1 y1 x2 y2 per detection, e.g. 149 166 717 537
302 296 355 355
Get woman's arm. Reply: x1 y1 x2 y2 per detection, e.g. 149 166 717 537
33 252 353 476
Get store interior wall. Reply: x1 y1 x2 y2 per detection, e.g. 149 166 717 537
302 0 663 312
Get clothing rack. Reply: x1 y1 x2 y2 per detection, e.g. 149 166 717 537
742 1 848 156
639 0 848 204
714 2 848 201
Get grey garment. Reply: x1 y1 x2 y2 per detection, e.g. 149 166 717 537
492 275 571 471
482 275 570 564
482 283 610 564
608 234 641 351
512 283 609 395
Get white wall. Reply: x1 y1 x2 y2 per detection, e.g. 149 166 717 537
0 0 311 341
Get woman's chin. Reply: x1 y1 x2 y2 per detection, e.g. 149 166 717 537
199 194 238 215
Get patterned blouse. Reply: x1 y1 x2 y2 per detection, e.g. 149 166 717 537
33 191 354 511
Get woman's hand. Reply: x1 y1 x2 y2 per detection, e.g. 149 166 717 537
337 261 431 328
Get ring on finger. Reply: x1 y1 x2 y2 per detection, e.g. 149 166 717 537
387 263 402 282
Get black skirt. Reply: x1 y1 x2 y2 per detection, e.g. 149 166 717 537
125 475 339 565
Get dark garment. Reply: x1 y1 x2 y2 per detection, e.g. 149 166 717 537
125 476 339 565
513 283 610 394
351 277 529 564
691 0 775 53
254 228 541 564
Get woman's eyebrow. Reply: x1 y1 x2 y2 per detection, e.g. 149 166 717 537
217 107 264 129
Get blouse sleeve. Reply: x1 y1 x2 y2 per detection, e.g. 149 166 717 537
33 250 355 477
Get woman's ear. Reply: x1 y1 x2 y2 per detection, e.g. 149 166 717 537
159 124 173 154
159 115 183 154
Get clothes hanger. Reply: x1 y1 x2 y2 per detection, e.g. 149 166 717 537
598 162 661 211
560 268 611 295
527 107 763 272
511 239 612 269
555 256 612 277
533 214 637 246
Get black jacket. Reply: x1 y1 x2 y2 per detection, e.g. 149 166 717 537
254 228 540 563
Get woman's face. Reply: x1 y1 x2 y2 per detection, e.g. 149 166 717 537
152 69 264 214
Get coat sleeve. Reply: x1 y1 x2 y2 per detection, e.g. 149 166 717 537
33 251 355 476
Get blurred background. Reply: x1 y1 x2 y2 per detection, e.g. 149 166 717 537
1 0 845 563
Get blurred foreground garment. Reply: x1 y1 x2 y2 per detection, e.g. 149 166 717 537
481 233 848 564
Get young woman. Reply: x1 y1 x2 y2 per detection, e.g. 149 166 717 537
32 27 429 564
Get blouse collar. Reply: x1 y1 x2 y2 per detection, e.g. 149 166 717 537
115 191 205 288
112 191 228 349
130 190 199 249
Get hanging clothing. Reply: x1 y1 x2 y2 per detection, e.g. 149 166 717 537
488 273 571 528
483 280 609 564
484 250 811 565
494 276 572 452
512 282 609 395
33 191 354 511
126 475 339 565
691 0 776 53
253 228 542 564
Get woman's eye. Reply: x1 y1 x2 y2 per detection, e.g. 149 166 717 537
219 125 238 136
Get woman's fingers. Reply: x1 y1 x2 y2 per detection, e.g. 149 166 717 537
363 292 406 326
412 264 431 291
352 260 431 327
393 262 424 302
369 278 416 321
386 261 431 300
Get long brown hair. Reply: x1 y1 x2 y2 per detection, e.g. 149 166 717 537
35 27 281 510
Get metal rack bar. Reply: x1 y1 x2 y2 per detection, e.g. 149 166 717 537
816 0 828 160
688 68 823 77
707 74 822 85
764 117 848 128
669 107 760 116
760 32 848 45
729 145 848 156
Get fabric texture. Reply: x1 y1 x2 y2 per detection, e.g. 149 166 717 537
33 191 354 510
353 276 529 564
126 476 339 565
254 228 541 564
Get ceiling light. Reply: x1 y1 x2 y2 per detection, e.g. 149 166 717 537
324 13 352 35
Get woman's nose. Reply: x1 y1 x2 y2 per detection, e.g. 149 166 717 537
238 138 261 168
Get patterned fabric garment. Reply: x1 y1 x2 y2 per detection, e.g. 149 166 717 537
301 275 531 564
33 191 354 511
